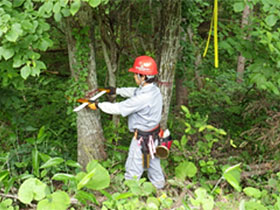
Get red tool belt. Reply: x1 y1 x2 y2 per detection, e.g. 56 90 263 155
134 125 160 169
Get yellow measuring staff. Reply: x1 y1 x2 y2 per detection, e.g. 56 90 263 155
203 0 219 68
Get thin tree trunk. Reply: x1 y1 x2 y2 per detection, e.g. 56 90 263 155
65 3 106 168
157 0 181 129
237 3 251 83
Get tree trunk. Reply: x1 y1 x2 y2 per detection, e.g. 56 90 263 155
65 3 107 168
237 3 251 83
157 0 181 129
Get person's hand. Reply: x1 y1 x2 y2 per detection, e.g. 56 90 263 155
98 87 116 95
88 102 98 110
76 98 98 110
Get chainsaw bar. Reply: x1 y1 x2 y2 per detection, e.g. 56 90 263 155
73 90 107 112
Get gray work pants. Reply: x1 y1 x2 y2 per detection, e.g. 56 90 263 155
124 137 165 189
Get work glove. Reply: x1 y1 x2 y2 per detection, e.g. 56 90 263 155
98 87 116 95
88 102 98 110
77 99 98 110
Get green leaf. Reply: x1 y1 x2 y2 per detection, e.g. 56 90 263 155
0 47 14 60
243 187 261 199
223 163 242 192
52 173 75 182
44 1 53 13
53 2 61 13
54 12 62 22
77 168 96 190
20 65 31 80
265 14 277 27
37 126 45 140
13 55 24 68
142 182 155 196
18 178 48 204
60 0 69 7
175 161 197 180
32 149 40 177
40 157 64 169
13 0 25 7
88 0 101 8
75 190 99 205
70 0 81 16
233 2 245 12
0 170 9 182
181 105 191 118
66 160 82 168
37 191 70 210
180 135 188 147
6 23 23 42
39 152 51 162
76 160 110 190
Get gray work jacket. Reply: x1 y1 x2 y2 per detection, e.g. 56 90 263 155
98 83 162 132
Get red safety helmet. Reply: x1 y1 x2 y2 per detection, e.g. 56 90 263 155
128 56 158 75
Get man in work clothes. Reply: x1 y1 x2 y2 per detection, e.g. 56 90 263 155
87 56 165 189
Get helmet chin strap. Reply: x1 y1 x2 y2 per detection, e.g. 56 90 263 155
137 74 155 87
137 74 145 87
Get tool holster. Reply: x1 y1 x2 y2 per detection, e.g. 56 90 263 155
134 125 160 169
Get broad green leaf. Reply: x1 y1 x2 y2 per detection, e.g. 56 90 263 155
37 191 70 210
75 190 99 205
265 14 277 27
52 173 75 182
223 164 242 192
77 168 96 190
76 160 110 190
147 197 160 208
20 65 31 80
18 178 48 204
1 47 14 60
175 161 197 180
70 0 81 16
40 157 64 169
6 23 23 42
233 2 245 12
13 0 25 7
245 201 266 210
60 0 69 7
243 187 261 199
89 0 101 8
53 2 61 13
61 8 71 17
85 160 110 190
66 160 82 168
31 66 40 76
39 152 51 162
13 55 24 68
38 38 52 51
142 182 155 196
44 1 53 13
32 149 40 177
54 12 62 22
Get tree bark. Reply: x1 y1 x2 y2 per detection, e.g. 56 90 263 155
236 3 251 83
157 0 181 129
65 3 107 168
